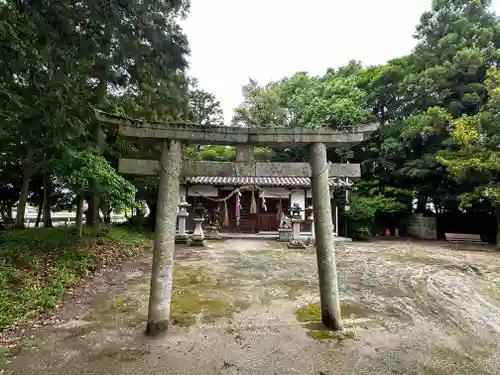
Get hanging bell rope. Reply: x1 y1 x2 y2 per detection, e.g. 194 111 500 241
250 189 257 214
259 190 267 211
235 190 241 226
250 160 258 215
223 200 229 227
277 198 283 221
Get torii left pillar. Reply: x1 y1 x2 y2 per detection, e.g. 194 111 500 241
146 140 182 336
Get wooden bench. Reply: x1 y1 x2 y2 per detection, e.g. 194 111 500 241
445 233 486 249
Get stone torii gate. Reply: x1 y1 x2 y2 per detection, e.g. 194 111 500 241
95 110 377 335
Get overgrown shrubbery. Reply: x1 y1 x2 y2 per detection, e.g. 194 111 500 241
345 194 407 239
0 227 149 328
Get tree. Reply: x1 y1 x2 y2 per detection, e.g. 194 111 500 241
188 78 224 126
356 0 500 215
232 64 373 130
345 193 407 238
0 0 191 228
438 66 500 246
55 149 137 236
74 0 190 225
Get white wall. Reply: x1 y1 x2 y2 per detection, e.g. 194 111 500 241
187 185 219 197
260 187 290 198
290 189 306 219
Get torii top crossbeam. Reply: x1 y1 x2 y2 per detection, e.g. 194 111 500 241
95 110 378 148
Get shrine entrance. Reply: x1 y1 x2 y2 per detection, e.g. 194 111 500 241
96 109 377 336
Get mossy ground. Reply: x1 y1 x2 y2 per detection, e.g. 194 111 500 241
5 240 500 374
171 265 251 326
295 302 365 341
306 330 355 342
84 264 252 327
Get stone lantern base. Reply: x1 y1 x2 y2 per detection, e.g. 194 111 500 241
305 237 315 246
287 238 306 249
191 218 206 246
175 233 190 244
278 228 292 242
287 218 306 249
190 236 206 247
204 225 221 240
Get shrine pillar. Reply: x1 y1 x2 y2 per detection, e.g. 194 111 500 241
146 140 182 336
309 142 341 331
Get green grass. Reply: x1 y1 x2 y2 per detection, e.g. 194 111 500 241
104 227 152 247
0 226 150 329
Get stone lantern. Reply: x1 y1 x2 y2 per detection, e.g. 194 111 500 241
205 207 221 240
175 197 191 244
305 205 315 246
287 203 306 249
191 202 206 246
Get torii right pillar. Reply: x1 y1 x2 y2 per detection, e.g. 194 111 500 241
309 142 341 331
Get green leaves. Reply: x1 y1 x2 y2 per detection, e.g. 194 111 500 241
438 67 500 207
188 78 224 126
231 63 373 130
55 150 137 209
0 0 192 222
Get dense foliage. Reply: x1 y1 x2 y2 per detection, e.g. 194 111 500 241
1 0 499 245
230 0 500 244
0 0 194 231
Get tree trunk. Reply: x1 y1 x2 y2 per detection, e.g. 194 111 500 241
416 196 427 213
147 201 157 232
42 172 53 228
1 205 14 224
35 205 42 227
88 60 109 227
15 149 35 228
75 196 84 238
87 122 104 226
104 210 111 224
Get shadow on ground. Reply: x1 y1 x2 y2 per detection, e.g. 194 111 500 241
3 240 500 374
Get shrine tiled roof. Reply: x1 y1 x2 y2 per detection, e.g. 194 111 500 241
184 176 350 188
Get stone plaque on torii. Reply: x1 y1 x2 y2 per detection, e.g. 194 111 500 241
95 110 377 336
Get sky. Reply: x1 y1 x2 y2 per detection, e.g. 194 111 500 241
181 0 500 124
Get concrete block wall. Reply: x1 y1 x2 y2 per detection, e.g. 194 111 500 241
408 213 437 239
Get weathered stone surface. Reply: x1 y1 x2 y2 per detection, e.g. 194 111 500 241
118 159 361 178
278 228 292 242
408 213 437 239
95 110 378 148
191 217 206 246
288 218 306 249
147 140 182 335
175 199 191 244
309 142 341 331
234 145 255 176
235 145 255 163
204 226 221 240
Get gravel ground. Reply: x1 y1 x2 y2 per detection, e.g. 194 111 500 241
3 239 500 374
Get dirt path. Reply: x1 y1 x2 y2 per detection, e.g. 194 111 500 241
3 240 500 374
